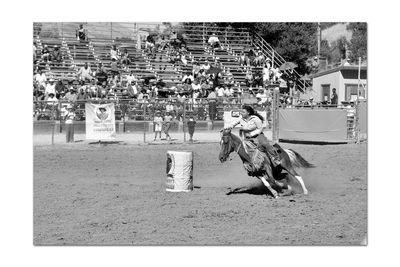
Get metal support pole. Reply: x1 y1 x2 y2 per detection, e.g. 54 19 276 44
272 87 280 143
143 103 146 143
356 57 361 143
51 120 55 145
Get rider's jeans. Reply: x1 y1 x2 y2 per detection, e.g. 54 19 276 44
256 133 277 158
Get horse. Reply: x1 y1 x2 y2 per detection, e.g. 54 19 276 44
218 128 314 198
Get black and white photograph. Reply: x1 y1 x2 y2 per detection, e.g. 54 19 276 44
3 0 400 265
32 21 368 246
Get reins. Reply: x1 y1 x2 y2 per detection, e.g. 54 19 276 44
229 136 242 161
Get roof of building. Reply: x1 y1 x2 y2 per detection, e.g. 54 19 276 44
310 65 367 79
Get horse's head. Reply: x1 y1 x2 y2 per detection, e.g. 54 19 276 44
219 128 235 163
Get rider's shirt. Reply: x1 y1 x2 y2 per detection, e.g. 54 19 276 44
229 115 263 138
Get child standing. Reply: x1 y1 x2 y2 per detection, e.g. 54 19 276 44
153 111 163 141
187 116 196 142
163 111 173 141
64 105 75 143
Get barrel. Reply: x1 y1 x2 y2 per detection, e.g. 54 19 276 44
166 151 193 192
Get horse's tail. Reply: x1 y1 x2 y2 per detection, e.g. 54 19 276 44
285 149 315 169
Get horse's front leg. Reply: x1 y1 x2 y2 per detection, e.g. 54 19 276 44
260 176 279 198
226 186 253 195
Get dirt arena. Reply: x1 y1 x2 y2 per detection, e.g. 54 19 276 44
33 140 367 245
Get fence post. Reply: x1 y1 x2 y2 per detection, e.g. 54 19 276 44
272 87 280 143
183 100 186 142
143 103 146 143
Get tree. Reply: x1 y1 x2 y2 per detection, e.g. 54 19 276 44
254 23 318 75
347 23 367 62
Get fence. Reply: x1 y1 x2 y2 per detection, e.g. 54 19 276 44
33 95 365 145
33 97 273 145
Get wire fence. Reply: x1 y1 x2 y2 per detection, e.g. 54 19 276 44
33 96 365 145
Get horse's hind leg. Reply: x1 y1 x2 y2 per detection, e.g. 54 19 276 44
260 176 279 198
281 160 309 195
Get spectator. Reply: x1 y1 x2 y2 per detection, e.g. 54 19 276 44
51 45 62 64
55 79 66 98
121 49 131 66
238 51 247 67
110 58 120 78
191 79 201 92
76 87 90 101
33 42 37 62
254 50 265 67
163 111 173 141
216 86 225 98
77 62 93 81
245 70 253 87
256 88 268 105
225 68 234 84
165 100 175 114
200 60 211 72
64 105 75 143
224 85 234 98
65 88 77 102
208 33 220 49
153 111 163 141
331 88 338 106
88 79 99 96
182 72 194 85
35 70 47 88
207 89 217 120
309 97 315 107
41 45 50 62
125 70 137 85
187 116 196 142
127 81 138 98
192 62 201 78
45 79 56 96
253 71 263 87
76 24 87 42
46 93 58 106
262 63 271 84
282 68 296 92
110 45 120 61
95 63 108 85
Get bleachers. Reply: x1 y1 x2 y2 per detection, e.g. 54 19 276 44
34 22 310 93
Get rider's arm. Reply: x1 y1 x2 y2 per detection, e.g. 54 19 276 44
225 117 243 129
241 119 257 131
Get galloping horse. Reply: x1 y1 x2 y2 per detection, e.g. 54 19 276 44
218 128 314 198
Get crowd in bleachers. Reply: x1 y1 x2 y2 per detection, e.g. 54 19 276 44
34 27 336 122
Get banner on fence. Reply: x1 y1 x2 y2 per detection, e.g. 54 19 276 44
85 103 116 140
223 110 268 128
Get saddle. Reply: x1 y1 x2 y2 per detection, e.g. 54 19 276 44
242 139 267 175
242 138 281 172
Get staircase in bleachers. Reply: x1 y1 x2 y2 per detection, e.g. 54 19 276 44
181 23 311 92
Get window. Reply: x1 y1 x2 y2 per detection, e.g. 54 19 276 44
321 84 330 102
345 84 366 101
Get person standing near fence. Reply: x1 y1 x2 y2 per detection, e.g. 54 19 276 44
65 105 75 143
187 116 196 142
153 111 163 141
163 111 173 141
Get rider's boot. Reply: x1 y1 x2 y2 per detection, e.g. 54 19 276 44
267 146 281 167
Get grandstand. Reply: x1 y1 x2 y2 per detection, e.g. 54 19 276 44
33 22 310 91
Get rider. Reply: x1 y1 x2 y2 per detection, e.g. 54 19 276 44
225 105 281 166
